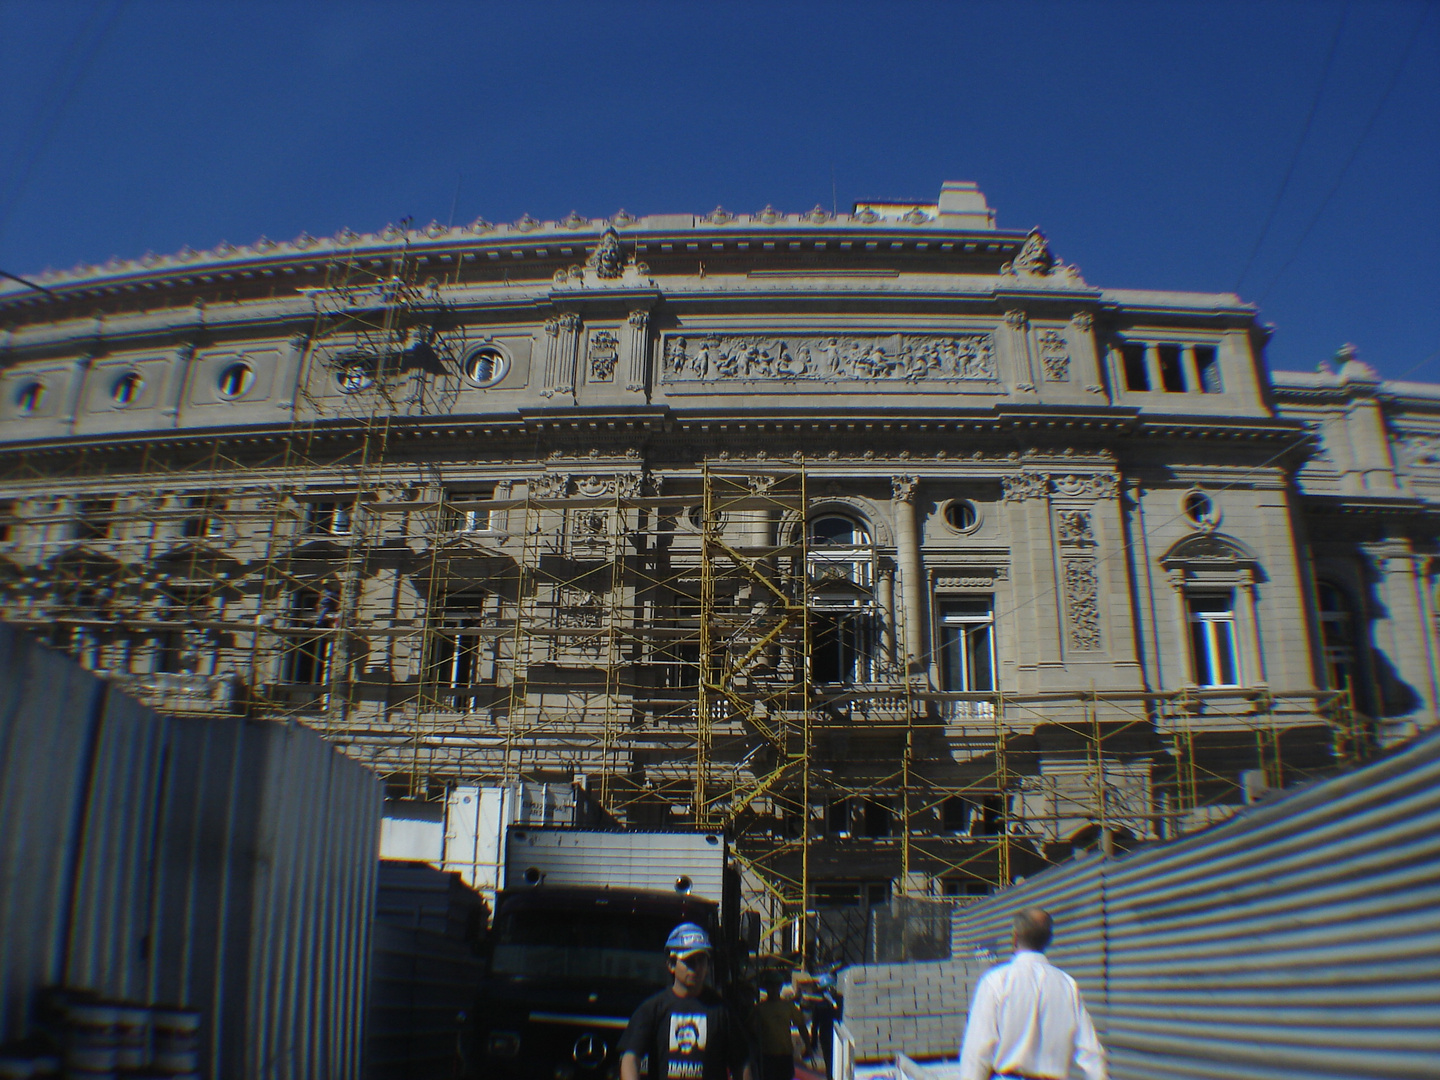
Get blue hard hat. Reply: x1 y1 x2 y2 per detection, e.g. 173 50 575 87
665 922 712 955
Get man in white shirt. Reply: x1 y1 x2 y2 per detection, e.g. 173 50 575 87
958 908 1107 1080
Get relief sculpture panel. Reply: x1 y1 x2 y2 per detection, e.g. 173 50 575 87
660 332 997 384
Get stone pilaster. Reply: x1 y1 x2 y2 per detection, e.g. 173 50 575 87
891 475 925 671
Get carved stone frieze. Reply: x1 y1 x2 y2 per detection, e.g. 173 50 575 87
935 567 1009 589
1398 434 1440 467
661 332 997 384
1064 558 1102 650
1002 473 1049 502
1039 329 1070 382
1052 473 1118 500
588 331 619 382
529 473 571 499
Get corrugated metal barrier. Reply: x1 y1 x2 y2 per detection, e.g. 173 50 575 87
0 624 380 1078
952 726 1440 1080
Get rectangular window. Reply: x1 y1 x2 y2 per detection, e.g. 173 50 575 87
304 500 353 536
1194 345 1223 393
811 606 876 684
863 798 893 839
1121 343 1149 391
1158 344 1186 392
939 599 995 692
75 498 114 540
940 795 970 834
826 797 852 838
444 488 494 533
1188 591 1239 687
426 590 490 708
181 495 224 538
282 587 338 684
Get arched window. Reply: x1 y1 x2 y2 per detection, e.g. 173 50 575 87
808 514 870 546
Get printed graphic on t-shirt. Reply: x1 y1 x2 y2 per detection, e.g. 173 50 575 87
667 1013 708 1078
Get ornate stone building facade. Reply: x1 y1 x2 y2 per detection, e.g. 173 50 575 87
1 181 1436 925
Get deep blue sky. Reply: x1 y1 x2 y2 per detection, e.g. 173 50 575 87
1 0 1436 380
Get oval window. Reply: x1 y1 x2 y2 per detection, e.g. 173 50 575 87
217 361 255 399
15 381 45 415
112 371 144 407
335 360 375 394
463 347 507 388
1184 490 1215 527
944 500 979 532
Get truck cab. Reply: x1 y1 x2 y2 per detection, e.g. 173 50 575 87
460 886 723 1080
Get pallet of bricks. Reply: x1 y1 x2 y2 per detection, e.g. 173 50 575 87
831 959 985 1080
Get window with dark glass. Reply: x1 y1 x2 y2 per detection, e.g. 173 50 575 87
1121 343 1149 391
304 500 353 536
443 489 493 533
282 586 338 684
939 599 995 692
1317 582 1368 713
426 589 490 708
1188 591 1238 687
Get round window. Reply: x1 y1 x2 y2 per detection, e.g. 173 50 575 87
15 381 45 415
1183 490 1216 526
944 499 979 532
111 371 143 407
217 361 255 399
463 347 508 387
335 359 375 394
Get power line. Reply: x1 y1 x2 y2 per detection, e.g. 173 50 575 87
1233 1 1350 294
0 0 128 249
1256 1 1433 306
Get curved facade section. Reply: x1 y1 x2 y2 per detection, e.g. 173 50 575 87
1 181 1435 928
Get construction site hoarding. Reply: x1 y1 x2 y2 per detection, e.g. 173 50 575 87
0 623 380 1079
952 724 1440 1080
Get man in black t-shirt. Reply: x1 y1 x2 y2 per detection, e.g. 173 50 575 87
618 923 753 1080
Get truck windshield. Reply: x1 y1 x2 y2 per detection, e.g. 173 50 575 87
490 909 676 985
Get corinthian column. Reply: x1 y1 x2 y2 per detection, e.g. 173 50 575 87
891 475 925 673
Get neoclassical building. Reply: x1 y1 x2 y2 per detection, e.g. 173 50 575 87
1 181 1436 925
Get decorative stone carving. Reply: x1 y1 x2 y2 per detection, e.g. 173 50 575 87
588 331 620 382
1071 311 1093 332
529 474 571 499
1005 310 1028 331
556 585 604 627
625 310 650 393
1064 558 1101 650
1056 509 1093 544
611 209 635 226
748 475 777 494
586 227 624 279
854 206 881 224
1039 329 1070 382
890 475 918 504
901 206 930 225
936 568 1009 589
561 210 587 230
1399 434 1440 467
660 332 996 384
804 205 830 224
1010 228 1056 276
706 206 733 224
1052 473 1118 500
1002 473 1049 502
513 214 540 233
756 205 781 224
568 474 645 499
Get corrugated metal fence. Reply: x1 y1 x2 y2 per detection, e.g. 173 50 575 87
952 726 1440 1080
0 625 379 1078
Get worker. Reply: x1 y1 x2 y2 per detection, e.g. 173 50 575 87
619 922 755 1080
958 908 1106 1080
751 972 811 1080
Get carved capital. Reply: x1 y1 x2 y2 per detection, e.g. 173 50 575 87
890 475 918 504
1004 309 1028 331
1071 311 1094 332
